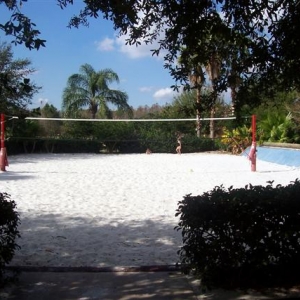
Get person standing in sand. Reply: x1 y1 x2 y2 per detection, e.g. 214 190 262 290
176 139 182 154
175 132 184 154
146 148 152 154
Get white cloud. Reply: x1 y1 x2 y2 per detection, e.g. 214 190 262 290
95 14 167 60
95 7 168 60
96 35 157 59
95 37 115 51
115 35 159 59
95 7 169 60
153 87 177 100
114 9 167 59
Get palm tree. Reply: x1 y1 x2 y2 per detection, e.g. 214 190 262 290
179 52 205 137
206 51 221 139
189 67 205 138
62 64 132 119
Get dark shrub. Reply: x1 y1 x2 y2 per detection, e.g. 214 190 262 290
176 179 300 288
182 135 219 153
0 192 20 285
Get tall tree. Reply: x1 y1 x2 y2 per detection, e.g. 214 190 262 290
189 66 205 138
177 14 228 138
206 51 221 139
269 0 300 90
178 48 205 137
0 41 40 115
62 64 132 119
60 0 300 91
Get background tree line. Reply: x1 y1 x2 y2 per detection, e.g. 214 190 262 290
1 38 300 155
5 91 226 154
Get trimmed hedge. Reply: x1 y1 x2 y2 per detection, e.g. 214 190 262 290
6 136 220 154
0 192 20 285
176 179 300 288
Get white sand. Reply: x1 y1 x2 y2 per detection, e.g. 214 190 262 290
1 153 300 268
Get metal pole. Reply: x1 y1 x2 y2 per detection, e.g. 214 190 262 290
0 113 7 171
251 115 257 172
1 113 4 149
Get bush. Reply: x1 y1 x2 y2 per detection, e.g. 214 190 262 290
175 179 300 289
221 125 252 154
182 135 219 153
0 192 20 285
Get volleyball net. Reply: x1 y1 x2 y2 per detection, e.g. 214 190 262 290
23 116 237 122
1 115 256 158
24 116 237 149
1 113 258 171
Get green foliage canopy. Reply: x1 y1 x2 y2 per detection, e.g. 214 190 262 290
0 41 40 115
2 1 300 94
57 1 300 94
0 0 46 50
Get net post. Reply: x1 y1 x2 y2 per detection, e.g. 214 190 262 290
249 114 257 172
0 113 8 171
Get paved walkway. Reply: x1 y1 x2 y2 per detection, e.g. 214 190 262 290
1 270 201 300
2 269 300 300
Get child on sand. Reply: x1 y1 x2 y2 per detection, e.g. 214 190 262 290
176 139 181 154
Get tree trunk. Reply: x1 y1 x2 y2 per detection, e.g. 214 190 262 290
231 88 237 116
189 70 204 138
209 106 215 139
209 89 217 139
196 87 201 138
206 52 221 140
90 103 98 119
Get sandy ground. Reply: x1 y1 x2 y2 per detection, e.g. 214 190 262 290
1 152 299 268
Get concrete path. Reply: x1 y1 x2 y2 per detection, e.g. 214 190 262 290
2 269 300 300
1 270 201 300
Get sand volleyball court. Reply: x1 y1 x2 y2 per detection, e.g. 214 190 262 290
1 153 299 268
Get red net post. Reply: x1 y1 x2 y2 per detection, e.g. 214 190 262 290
0 113 8 171
250 115 257 172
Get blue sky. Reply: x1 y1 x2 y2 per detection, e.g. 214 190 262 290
3 1 181 111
